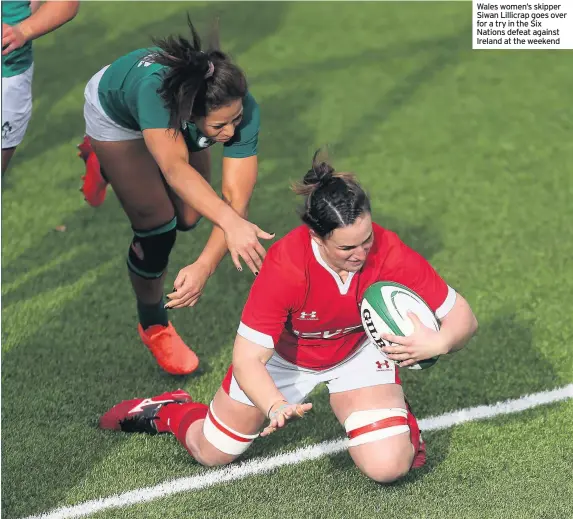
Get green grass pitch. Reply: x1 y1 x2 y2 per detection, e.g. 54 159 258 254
2 2 572 518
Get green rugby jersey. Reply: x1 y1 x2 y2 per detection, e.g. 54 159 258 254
98 48 259 158
1 1 33 78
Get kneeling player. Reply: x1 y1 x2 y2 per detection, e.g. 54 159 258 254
100 152 478 483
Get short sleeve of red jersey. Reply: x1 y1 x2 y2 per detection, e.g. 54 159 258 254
383 232 456 319
237 242 303 348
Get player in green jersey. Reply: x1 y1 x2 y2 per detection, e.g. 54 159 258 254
78 18 273 375
2 0 79 174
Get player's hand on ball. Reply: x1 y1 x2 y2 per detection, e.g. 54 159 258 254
260 401 313 437
381 312 447 368
165 262 211 309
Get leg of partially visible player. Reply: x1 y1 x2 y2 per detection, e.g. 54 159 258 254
1 65 33 175
2 147 16 175
330 382 423 484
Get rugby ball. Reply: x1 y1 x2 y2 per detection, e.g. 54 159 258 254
360 281 440 370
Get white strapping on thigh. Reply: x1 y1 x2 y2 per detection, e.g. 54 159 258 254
203 402 259 456
345 408 409 447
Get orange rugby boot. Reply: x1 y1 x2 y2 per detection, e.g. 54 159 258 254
77 135 108 207
138 322 199 375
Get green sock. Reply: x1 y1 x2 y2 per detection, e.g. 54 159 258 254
137 297 168 329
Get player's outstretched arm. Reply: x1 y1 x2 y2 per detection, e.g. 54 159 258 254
2 1 79 56
232 334 312 435
165 156 262 309
144 129 273 274
191 155 260 273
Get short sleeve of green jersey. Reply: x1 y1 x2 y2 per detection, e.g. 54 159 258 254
223 92 260 158
132 74 171 130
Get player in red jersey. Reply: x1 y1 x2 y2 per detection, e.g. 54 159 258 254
100 151 478 483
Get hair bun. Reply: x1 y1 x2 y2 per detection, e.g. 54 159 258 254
303 161 335 186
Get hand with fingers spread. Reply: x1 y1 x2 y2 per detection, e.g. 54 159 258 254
223 215 274 275
260 400 313 437
165 262 212 310
381 311 448 368
2 23 28 56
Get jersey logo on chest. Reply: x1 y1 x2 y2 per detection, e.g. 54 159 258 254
197 136 214 148
297 311 318 321
137 55 155 67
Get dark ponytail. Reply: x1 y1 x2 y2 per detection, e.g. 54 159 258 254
152 15 247 130
292 149 371 237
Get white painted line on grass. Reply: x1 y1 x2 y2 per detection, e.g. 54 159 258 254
25 384 573 519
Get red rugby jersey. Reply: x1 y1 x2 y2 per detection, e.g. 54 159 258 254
238 224 456 370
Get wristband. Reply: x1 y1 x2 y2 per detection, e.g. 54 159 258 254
266 399 287 419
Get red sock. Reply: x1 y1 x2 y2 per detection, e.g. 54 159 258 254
406 404 420 453
406 402 426 468
157 402 208 447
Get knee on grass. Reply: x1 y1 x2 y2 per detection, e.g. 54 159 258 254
350 436 414 484
359 449 413 484
191 444 240 468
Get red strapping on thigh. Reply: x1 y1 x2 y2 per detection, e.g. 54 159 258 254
207 408 252 443
347 416 408 439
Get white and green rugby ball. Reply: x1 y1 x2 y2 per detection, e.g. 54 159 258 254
361 281 440 370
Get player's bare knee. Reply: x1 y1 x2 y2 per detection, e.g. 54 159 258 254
197 456 235 468
130 204 172 227
192 444 238 468
363 459 411 484
352 437 414 483
358 444 413 484
176 212 202 232
183 421 241 467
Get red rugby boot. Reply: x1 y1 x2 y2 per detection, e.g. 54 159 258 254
78 135 108 207
99 389 194 434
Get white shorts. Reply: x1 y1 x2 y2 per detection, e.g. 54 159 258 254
2 64 34 149
223 341 400 406
84 66 142 142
